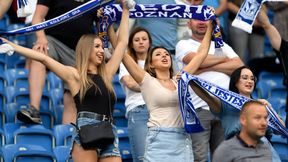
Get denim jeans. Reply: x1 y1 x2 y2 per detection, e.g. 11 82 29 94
127 105 149 162
144 127 193 162
71 111 121 158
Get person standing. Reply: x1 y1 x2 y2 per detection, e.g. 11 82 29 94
176 17 244 161
17 0 99 124
257 8 288 126
120 19 214 162
119 27 152 162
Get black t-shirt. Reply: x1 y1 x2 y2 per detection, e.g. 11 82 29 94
74 74 115 117
38 0 98 49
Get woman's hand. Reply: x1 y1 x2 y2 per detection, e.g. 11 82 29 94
97 7 103 18
173 72 182 82
0 37 9 44
121 0 135 9
257 99 270 107
33 36 49 55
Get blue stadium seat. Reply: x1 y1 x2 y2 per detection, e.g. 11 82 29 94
2 144 55 162
117 127 129 139
40 109 55 129
114 116 128 127
5 69 29 87
269 87 287 99
6 53 26 69
47 72 63 89
117 126 132 161
267 97 286 113
278 105 287 122
4 103 27 124
52 104 64 125
114 106 127 127
14 125 55 151
271 135 288 162
53 146 72 162
5 68 49 92
256 72 285 98
7 24 27 47
3 123 22 145
11 86 51 111
49 88 64 109
0 73 8 116
3 103 54 129
118 137 132 160
113 74 126 100
0 128 4 146
0 14 9 31
53 124 74 146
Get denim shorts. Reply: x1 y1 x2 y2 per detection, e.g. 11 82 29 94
144 127 193 162
71 111 121 158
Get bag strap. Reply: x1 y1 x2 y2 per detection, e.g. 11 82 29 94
108 90 114 123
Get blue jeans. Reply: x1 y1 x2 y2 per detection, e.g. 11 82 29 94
144 127 193 162
71 111 121 158
127 105 149 162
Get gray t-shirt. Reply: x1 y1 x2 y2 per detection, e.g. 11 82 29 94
213 136 272 162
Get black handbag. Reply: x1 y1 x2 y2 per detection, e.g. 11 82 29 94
77 91 115 149
79 120 114 149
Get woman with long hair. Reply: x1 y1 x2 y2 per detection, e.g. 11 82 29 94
120 20 213 161
118 27 152 162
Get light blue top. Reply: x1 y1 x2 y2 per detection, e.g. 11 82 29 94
134 0 177 51
217 101 241 139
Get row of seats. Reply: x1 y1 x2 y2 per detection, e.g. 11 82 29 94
255 72 287 99
0 123 131 162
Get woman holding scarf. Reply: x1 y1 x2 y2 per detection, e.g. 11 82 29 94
190 66 284 161
119 20 213 161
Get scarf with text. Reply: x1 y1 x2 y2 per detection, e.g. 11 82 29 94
232 0 286 33
0 0 114 36
99 4 223 49
179 71 288 137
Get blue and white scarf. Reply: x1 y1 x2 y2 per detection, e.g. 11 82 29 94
232 0 286 33
17 0 33 17
0 0 114 36
100 4 223 49
179 71 288 137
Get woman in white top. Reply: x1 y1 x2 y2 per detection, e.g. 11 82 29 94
121 20 214 162
118 27 152 162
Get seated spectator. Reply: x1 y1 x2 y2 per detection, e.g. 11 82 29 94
212 100 276 162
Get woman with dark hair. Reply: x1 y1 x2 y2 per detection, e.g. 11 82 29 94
118 27 152 162
228 66 257 96
190 65 285 139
